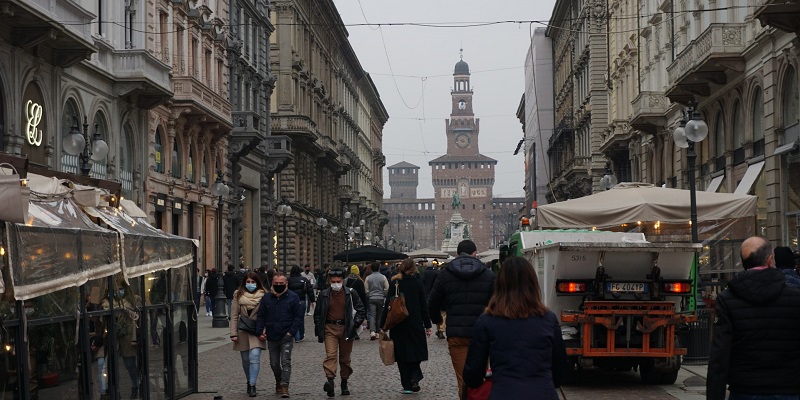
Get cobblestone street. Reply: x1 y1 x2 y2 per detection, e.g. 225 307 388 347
184 315 707 400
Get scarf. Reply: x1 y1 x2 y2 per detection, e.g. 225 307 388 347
238 289 264 310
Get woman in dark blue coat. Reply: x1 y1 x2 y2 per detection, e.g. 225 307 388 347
463 256 567 400
381 258 432 394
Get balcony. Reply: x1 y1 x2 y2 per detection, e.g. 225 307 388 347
1 0 97 67
666 23 746 104
102 48 172 109
171 76 232 128
755 0 800 36
263 135 293 175
599 120 634 157
630 91 668 134
271 115 317 144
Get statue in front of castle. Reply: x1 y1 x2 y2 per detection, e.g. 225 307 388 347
451 192 461 209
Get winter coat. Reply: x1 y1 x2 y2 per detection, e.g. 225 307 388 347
381 275 431 363
313 287 366 342
780 267 800 289
365 271 389 300
346 275 368 309
421 267 439 299
428 254 495 338
255 289 304 342
464 312 567 400
229 289 267 351
205 272 219 296
380 266 393 282
223 271 239 299
707 267 800 399
288 274 315 302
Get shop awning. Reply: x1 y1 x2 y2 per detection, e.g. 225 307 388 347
6 197 120 300
85 205 195 280
734 161 765 195
706 175 724 192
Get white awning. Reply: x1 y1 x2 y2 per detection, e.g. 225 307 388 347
734 161 766 195
706 175 724 192
774 141 799 156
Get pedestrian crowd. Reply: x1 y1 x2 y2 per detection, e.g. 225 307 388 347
198 239 567 399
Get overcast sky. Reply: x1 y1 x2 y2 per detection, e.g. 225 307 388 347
332 0 557 200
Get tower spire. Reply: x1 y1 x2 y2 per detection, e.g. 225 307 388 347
459 46 463 60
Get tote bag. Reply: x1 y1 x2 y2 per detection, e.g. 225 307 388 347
382 282 408 330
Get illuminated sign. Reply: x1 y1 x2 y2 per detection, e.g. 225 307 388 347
25 100 43 146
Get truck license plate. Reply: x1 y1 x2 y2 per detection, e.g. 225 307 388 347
607 282 648 293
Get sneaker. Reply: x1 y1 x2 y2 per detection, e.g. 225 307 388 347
401 389 413 394
306 312 312 316
436 331 445 339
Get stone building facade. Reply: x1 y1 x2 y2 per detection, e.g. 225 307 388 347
541 0 800 257
384 57 525 252
546 0 611 201
271 0 388 268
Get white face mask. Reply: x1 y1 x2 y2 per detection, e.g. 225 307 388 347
331 282 343 292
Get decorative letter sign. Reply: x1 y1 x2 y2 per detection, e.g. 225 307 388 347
25 100 43 146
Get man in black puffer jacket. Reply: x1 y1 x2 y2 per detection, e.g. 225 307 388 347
428 240 494 396
707 236 800 400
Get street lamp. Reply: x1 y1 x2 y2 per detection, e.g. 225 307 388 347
63 115 109 176
359 219 366 246
600 163 618 191
316 216 328 270
672 100 708 311
210 171 230 328
276 198 293 273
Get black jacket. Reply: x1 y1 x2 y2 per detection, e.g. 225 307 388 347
223 271 239 299
288 275 315 302
707 267 800 399
313 287 366 342
381 275 431 362
428 255 495 338
346 275 368 310
421 267 439 299
205 273 219 296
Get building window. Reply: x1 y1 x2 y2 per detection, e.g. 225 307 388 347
715 112 726 171
752 88 764 156
155 128 165 173
61 99 81 174
91 112 108 179
201 151 209 187
120 123 135 198
172 137 182 179
733 100 744 164
784 66 799 129
187 146 195 183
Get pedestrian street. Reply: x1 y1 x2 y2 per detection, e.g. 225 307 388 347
185 315 709 400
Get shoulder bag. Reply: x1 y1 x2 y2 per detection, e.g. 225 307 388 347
382 281 409 331
237 307 258 336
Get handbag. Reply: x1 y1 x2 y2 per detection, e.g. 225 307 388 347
377 331 395 366
463 369 492 400
382 281 409 331
0 163 29 223
237 315 258 336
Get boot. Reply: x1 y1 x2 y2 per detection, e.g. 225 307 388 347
323 378 335 397
341 379 350 395
247 384 257 397
280 384 289 398
276 381 282 394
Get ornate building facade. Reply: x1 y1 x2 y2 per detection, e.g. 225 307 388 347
226 0 291 270
546 0 611 201
541 0 800 257
271 0 388 268
384 57 525 252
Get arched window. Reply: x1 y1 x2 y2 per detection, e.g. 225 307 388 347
752 88 764 156
733 101 744 164
91 112 108 179
783 66 799 128
120 123 134 198
154 128 165 173
171 136 181 179
187 145 195 183
715 112 726 171
61 100 81 174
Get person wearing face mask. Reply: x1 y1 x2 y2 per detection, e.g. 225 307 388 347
229 272 268 397
255 272 304 398
313 268 367 397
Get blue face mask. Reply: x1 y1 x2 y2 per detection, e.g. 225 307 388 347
245 283 257 292
116 289 125 299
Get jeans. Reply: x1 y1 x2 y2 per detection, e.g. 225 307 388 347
240 347 262 386
268 334 294 385
305 300 312 314
368 298 385 333
294 302 306 341
205 295 214 314
96 357 108 395
729 394 800 400
226 298 233 318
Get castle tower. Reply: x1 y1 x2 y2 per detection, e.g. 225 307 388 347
388 161 420 199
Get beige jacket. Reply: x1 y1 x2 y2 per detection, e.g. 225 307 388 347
229 289 267 351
